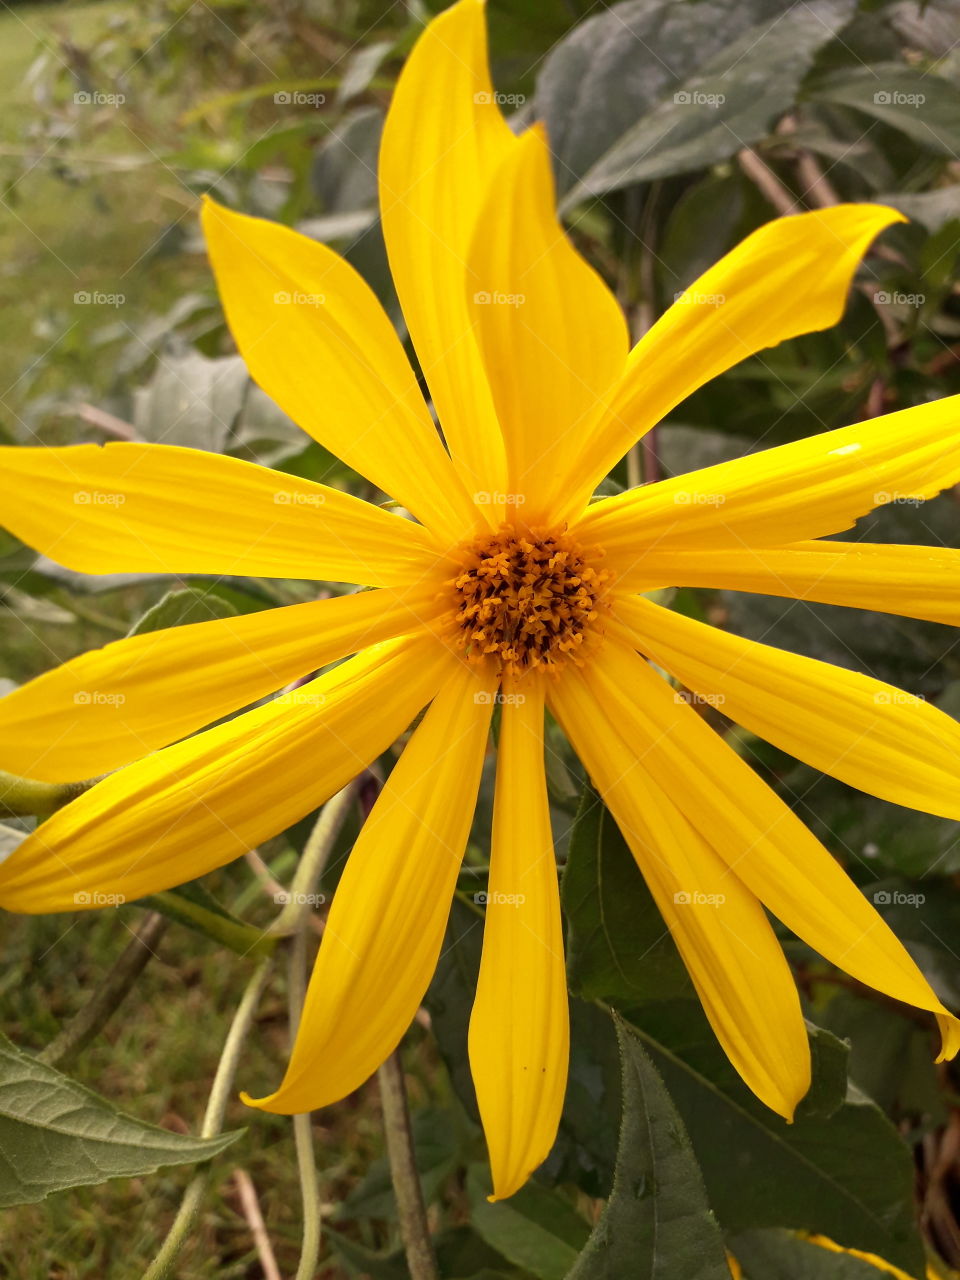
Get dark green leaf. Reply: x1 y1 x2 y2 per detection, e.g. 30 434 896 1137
127 586 240 637
541 0 855 205
562 786 692 1005
468 1165 590 1280
622 1004 925 1274
807 67 960 154
566 1018 728 1280
0 1033 240 1206
731 1229 907 1278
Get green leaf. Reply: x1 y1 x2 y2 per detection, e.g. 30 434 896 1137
468 1165 590 1280
0 1032 240 1206
730 1230 912 1278
132 350 248 453
621 1004 925 1275
807 66 960 154
539 0 855 205
566 1018 728 1280
424 897 485 1121
818 989 945 1125
543 1000 621 1196
127 586 240 637
561 786 692 1005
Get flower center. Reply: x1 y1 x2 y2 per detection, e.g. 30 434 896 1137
447 525 612 677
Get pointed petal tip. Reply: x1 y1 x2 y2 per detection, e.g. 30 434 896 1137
936 1010 960 1061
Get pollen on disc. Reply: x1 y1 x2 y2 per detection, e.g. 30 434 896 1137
446 524 612 678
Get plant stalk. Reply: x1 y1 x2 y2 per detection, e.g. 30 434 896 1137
379 1049 439 1280
141 955 273 1280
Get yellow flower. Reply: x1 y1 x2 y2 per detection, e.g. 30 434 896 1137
1 0 960 1201
731 1233 959 1279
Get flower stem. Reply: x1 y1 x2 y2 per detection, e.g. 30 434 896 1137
289 923 322 1280
39 911 168 1067
378 1048 439 1280
0 770 90 819
141 955 273 1280
269 779 361 936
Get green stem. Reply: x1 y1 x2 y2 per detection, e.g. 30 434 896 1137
39 912 169 1067
379 1049 439 1280
269 780 360 936
141 955 273 1280
289 924 322 1280
0 770 91 819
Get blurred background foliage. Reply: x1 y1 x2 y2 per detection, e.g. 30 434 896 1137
1 0 960 1276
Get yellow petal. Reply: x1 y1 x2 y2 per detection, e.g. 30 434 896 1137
619 594 960 820
465 126 628 520
558 204 905 518
201 197 478 543
469 678 568 1200
608 539 960 623
246 660 495 1112
0 443 440 584
379 0 512 505
579 394 960 557
0 636 446 913
0 583 444 783
550 662 810 1119
805 1234 921 1280
591 623 960 1059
